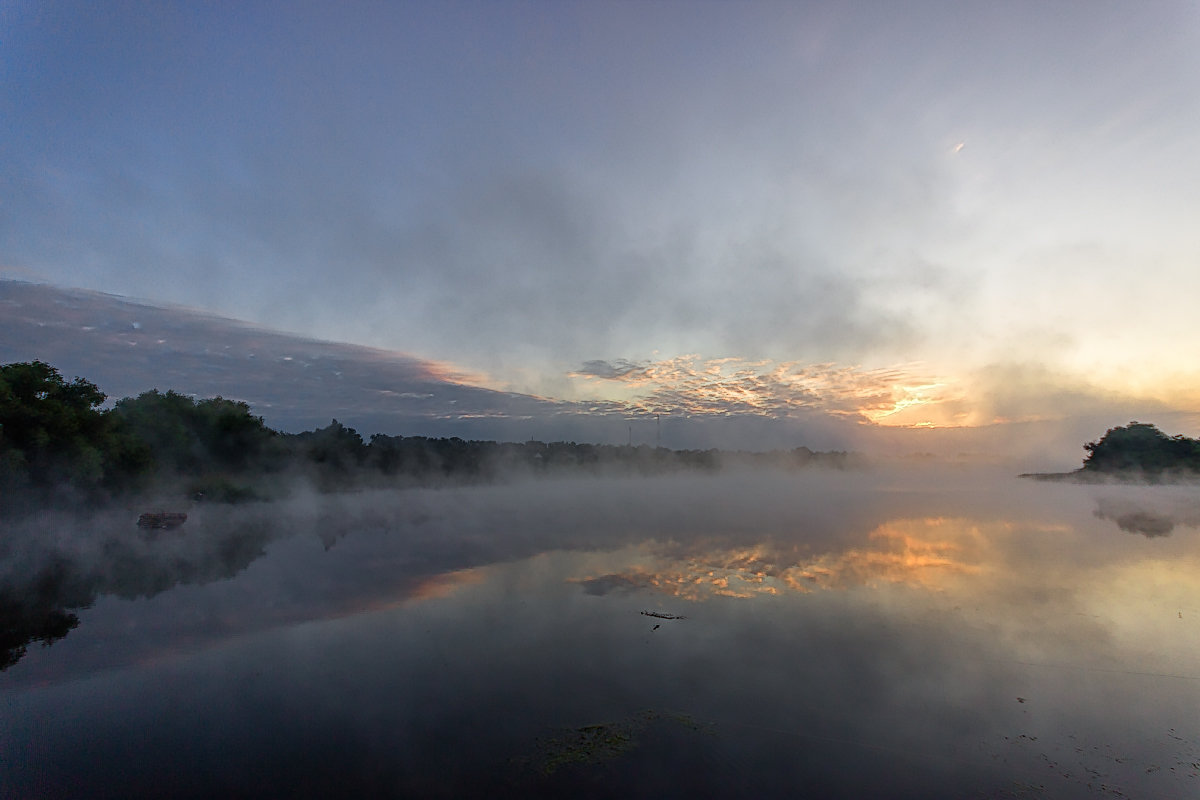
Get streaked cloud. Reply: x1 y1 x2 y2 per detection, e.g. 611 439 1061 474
7 280 1193 464
570 353 1195 441
572 355 966 426
0 280 564 436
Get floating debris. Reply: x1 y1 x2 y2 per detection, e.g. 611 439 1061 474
536 722 636 775
137 512 188 530
522 710 714 777
641 611 686 620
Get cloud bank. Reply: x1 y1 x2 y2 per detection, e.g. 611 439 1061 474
6 279 1195 466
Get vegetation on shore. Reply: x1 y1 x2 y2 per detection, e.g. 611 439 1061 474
1022 421 1200 482
1 360 857 515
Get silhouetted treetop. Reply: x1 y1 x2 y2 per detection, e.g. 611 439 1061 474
1082 422 1200 475
112 389 278 473
0 361 150 501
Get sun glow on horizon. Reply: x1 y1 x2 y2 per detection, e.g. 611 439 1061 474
560 353 1200 435
567 355 977 428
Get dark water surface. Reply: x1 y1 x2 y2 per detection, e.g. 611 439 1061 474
2 468 1198 798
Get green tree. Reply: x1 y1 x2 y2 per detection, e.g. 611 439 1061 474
112 390 277 473
291 419 367 471
0 361 150 499
1082 422 1200 474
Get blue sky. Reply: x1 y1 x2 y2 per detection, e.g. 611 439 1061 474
4 1 1200 454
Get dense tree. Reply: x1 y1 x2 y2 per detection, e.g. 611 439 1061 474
369 434 448 476
0 361 150 502
289 419 368 471
112 390 278 473
1082 422 1200 475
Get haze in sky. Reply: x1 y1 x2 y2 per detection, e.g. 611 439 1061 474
3 1 1199 456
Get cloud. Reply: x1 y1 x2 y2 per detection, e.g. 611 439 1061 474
569 353 1199 463
574 359 642 380
571 355 958 424
4 2 1200 414
6 279 1196 463
0 280 562 435
0 3 978 384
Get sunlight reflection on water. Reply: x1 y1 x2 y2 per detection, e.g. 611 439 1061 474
2 468 1198 798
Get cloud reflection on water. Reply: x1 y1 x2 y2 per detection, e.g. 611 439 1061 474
3 467 1194 681
574 517 988 602
2 469 1199 798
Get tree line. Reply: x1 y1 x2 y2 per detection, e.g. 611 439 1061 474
1 361 856 514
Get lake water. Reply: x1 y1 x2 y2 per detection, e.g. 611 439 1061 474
2 467 1198 798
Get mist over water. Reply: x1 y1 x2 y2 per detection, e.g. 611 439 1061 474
2 465 1198 798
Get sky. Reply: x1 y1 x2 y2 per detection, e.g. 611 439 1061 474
3 1 1200 460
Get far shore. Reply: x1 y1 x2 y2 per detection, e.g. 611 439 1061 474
1019 469 1200 484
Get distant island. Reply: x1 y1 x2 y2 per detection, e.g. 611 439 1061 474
0 360 859 516
1022 422 1200 483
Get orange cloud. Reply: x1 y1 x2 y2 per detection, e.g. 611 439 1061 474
570 356 967 427
405 568 485 602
